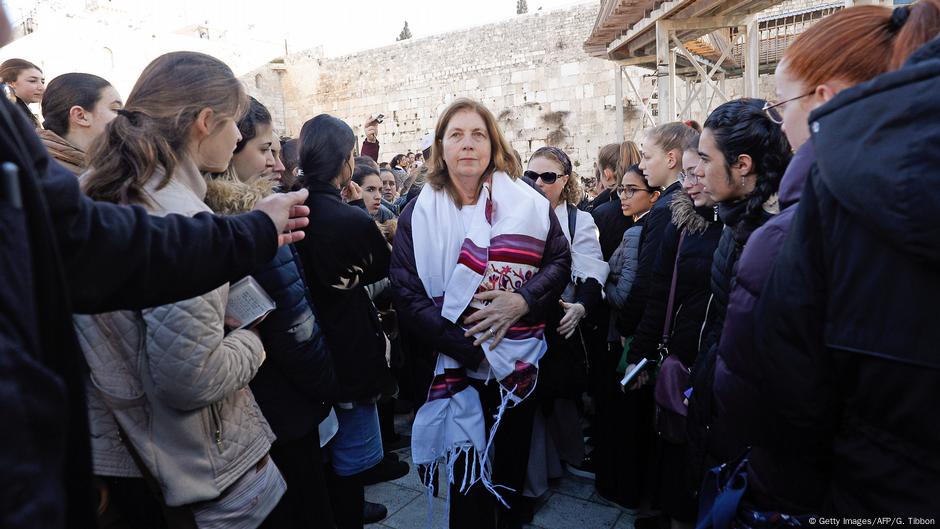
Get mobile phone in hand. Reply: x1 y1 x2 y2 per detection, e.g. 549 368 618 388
620 358 652 388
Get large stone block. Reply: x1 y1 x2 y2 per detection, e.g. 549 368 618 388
560 62 580 76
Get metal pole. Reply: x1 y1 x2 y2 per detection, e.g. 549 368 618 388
656 20 672 124
744 18 760 98
668 48 677 123
615 66 624 143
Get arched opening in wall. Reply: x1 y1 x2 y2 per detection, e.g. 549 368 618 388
255 74 264 90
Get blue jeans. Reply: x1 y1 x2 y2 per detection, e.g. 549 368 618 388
328 403 384 477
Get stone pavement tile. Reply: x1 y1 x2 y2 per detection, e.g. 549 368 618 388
364 481 421 519
549 475 595 500
613 512 637 529
530 491 622 529
533 491 553 513
386 452 430 492
380 490 449 529
588 491 640 515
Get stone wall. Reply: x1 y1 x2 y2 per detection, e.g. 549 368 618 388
276 3 652 170
254 0 836 168
241 62 289 137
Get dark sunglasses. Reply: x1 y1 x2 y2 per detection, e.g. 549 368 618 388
524 170 565 184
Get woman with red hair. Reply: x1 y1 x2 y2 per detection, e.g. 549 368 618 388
706 0 940 524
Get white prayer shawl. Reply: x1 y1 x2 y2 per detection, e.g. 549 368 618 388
410 172 551 517
553 204 609 290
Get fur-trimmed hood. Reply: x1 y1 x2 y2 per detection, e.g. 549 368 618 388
204 174 277 216
670 191 716 235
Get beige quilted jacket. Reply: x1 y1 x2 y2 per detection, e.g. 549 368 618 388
74 162 274 506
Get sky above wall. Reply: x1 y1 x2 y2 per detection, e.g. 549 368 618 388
4 0 586 57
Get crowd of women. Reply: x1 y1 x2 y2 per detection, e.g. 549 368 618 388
1 1 939 529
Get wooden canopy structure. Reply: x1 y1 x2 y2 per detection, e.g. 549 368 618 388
584 0 889 132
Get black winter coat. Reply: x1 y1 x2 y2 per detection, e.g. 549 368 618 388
0 98 279 529
586 187 614 213
750 38 940 517
618 181 682 340
686 197 770 489
638 193 721 367
295 179 393 402
250 245 338 442
389 191 572 371
627 181 691 362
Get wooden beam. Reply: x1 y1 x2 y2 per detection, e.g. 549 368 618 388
614 54 657 67
622 0 780 57
672 34 730 102
659 13 755 31
675 35 733 117
607 0 691 57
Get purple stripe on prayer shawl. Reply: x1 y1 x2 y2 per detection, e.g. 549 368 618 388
501 360 538 400
457 237 489 275
426 368 469 401
489 234 546 255
460 238 488 261
504 323 545 341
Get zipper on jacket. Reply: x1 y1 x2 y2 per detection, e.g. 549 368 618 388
210 403 223 454
698 294 715 352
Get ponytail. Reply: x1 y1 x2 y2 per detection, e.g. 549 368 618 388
891 1 940 69
598 140 640 181
82 51 247 205
82 110 179 205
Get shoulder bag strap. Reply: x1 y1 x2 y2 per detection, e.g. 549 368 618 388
660 230 686 356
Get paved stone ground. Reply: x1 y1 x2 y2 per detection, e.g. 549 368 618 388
365 413 638 529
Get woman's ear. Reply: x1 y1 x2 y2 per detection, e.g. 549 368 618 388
814 79 852 106
667 149 680 170
650 190 661 204
733 153 754 179
68 105 90 129
191 108 215 140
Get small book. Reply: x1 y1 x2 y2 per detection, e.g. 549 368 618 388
225 276 276 331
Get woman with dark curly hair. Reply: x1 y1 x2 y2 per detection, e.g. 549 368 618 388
684 98 791 504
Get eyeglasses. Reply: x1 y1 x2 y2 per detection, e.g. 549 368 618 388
524 170 566 185
616 185 652 198
762 91 814 124
679 170 701 185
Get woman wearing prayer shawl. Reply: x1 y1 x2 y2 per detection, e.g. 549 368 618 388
389 98 571 529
